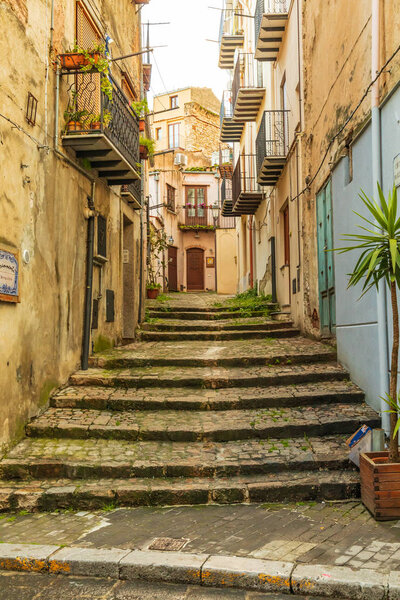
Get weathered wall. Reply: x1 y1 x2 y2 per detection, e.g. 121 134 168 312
301 0 400 336
0 0 145 454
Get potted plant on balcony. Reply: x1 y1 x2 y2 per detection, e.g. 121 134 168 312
333 184 400 520
59 42 102 71
139 136 155 160
131 99 149 132
64 108 88 132
87 111 112 130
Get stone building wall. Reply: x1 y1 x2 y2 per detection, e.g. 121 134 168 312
184 103 221 159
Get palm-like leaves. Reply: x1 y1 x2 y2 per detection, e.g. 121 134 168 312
333 184 399 459
336 185 400 294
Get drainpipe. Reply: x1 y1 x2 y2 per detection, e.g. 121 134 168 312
372 0 389 433
81 183 96 370
249 216 254 289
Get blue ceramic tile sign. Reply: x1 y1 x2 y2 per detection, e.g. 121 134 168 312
0 249 19 302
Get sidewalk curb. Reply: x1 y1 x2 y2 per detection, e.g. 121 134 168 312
0 542 398 599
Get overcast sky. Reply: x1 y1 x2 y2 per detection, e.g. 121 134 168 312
141 0 228 107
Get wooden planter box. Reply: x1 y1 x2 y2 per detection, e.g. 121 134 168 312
360 452 400 520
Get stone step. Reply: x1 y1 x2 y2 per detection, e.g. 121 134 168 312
138 328 300 342
141 319 294 332
146 303 278 314
91 348 336 370
26 403 379 443
51 382 364 412
0 435 356 481
69 363 350 389
147 310 270 320
0 470 360 512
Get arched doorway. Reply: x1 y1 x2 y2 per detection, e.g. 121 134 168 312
187 248 204 291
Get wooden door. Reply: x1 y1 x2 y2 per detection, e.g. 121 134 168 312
187 248 204 291
317 179 336 335
168 246 178 291
283 205 290 266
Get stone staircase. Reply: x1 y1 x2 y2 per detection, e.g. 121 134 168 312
0 297 380 512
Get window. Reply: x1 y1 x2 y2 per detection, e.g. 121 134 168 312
170 95 178 109
185 187 207 224
168 123 180 149
166 184 176 212
156 127 162 141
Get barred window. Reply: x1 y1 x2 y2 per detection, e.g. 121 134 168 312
166 184 176 212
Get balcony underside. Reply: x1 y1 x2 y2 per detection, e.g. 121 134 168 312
218 163 233 178
121 183 142 209
222 198 239 217
218 35 244 69
220 118 244 142
233 89 265 122
257 156 286 186
255 14 288 61
62 133 141 185
233 191 263 215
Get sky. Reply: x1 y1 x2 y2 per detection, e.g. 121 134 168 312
141 0 227 108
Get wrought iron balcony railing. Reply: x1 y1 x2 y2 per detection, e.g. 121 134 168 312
220 177 238 220
179 206 216 228
231 53 265 121
232 154 263 214
256 110 289 186
121 181 142 208
218 8 244 69
254 0 289 62
60 69 140 186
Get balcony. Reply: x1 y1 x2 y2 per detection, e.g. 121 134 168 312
254 0 289 62
179 206 216 231
232 53 265 121
256 110 289 186
218 146 234 178
221 177 239 218
220 90 244 143
232 154 263 214
60 69 140 186
218 8 244 69
121 181 142 209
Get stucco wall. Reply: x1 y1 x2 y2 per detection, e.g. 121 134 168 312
216 229 237 294
0 0 145 454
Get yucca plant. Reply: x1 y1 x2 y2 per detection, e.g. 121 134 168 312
334 184 399 461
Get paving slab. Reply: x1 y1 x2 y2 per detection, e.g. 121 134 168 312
120 550 208 584
0 542 59 573
49 546 131 577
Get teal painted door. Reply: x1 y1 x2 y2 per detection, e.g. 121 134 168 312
316 180 336 335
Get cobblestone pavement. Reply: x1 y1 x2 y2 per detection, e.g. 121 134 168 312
0 572 332 600
0 502 399 574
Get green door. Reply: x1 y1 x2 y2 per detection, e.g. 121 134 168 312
316 180 336 336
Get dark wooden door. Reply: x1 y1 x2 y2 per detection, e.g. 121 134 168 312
168 246 178 291
187 248 204 291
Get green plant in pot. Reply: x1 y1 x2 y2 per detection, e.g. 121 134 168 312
333 184 400 519
87 110 112 130
77 43 113 102
139 136 155 159
146 227 169 297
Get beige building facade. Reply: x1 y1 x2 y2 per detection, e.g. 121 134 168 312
0 0 148 454
149 88 237 295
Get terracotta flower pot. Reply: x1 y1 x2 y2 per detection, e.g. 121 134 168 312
146 288 159 299
90 122 101 130
139 119 145 132
360 451 400 521
140 145 149 160
60 52 100 70
67 121 82 132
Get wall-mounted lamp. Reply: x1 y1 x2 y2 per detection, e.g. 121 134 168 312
168 235 174 245
211 202 220 221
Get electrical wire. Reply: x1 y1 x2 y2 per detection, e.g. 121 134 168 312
292 41 400 202
0 112 49 149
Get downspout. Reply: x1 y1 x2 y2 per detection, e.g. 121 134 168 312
249 215 254 288
372 0 390 433
138 9 145 324
81 183 96 370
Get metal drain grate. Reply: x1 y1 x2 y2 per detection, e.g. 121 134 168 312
148 537 189 551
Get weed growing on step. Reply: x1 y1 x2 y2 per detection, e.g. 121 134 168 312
155 294 171 303
102 502 117 512
214 289 275 317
